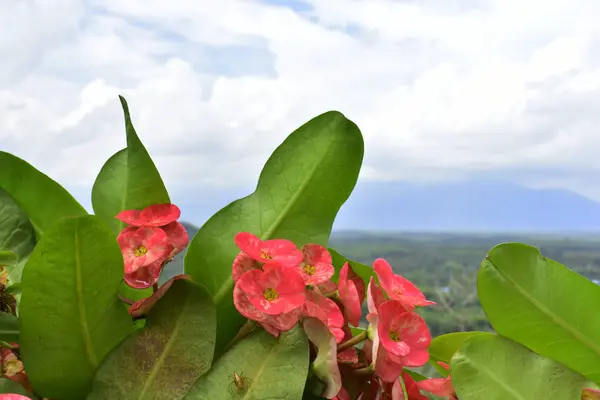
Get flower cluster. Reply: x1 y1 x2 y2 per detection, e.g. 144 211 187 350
231 232 455 399
115 204 188 289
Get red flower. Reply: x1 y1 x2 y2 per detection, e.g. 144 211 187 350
377 300 430 367
232 251 262 283
416 362 457 399
338 263 362 327
367 312 404 382
237 265 306 315
129 275 190 318
116 203 181 227
234 232 303 267
337 326 359 364
233 282 300 338
297 244 334 286
373 259 435 311
117 227 171 289
161 221 189 258
0 396 31 400
401 371 429 400
367 276 386 315
303 290 345 343
316 279 338 295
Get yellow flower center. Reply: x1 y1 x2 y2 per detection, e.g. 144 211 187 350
3 358 23 376
263 288 279 301
303 264 316 275
260 250 272 260
134 246 148 257
389 331 401 342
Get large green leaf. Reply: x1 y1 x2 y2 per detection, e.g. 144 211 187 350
428 331 490 376
0 312 19 343
329 248 375 286
185 325 309 399
19 215 133 399
0 151 87 237
0 189 35 260
478 242 600 384
91 96 170 235
88 279 216 400
451 334 595 399
0 250 17 267
184 111 363 352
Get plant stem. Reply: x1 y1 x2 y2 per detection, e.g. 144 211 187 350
223 320 257 352
118 294 135 305
152 283 159 293
337 330 369 352
351 365 374 375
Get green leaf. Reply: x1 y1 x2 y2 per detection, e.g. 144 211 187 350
404 369 428 382
118 280 153 303
185 325 309 400
0 151 87 238
329 248 376 286
19 215 133 399
478 242 600 384
0 312 19 343
451 334 594 400
429 331 490 376
0 377 32 396
91 96 170 235
184 111 363 353
0 188 35 260
0 250 17 267
88 279 216 400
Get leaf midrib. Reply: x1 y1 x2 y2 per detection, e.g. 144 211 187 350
458 352 527 400
212 121 342 303
240 337 284 399
136 294 188 399
486 257 600 358
75 224 98 368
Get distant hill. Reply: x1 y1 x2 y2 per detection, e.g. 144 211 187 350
331 181 600 232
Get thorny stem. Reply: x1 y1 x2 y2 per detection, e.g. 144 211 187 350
224 320 257 352
351 365 374 376
337 330 369 352
118 294 135 305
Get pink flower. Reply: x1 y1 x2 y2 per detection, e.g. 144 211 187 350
377 300 430 367
116 203 181 227
161 221 189 258
232 251 262 283
399 372 429 400
129 275 190 318
367 312 404 383
234 232 303 267
416 362 456 399
117 226 171 288
297 244 334 286
237 264 306 315
233 282 300 338
0 396 31 400
338 263 362 327
303 290 345 343
316 279 338 295
367 277 386 315
373 259 435 311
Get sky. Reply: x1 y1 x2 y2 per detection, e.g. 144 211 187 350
2 0 600 225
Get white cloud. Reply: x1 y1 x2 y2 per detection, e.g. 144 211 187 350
2 0 600 206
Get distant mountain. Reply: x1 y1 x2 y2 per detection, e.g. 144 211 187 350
331 181 600 232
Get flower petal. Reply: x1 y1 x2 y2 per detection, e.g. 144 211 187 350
339 263 362 326
232 251 262 283
129 275 190 318
162 221 189 257
139 203 181 226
